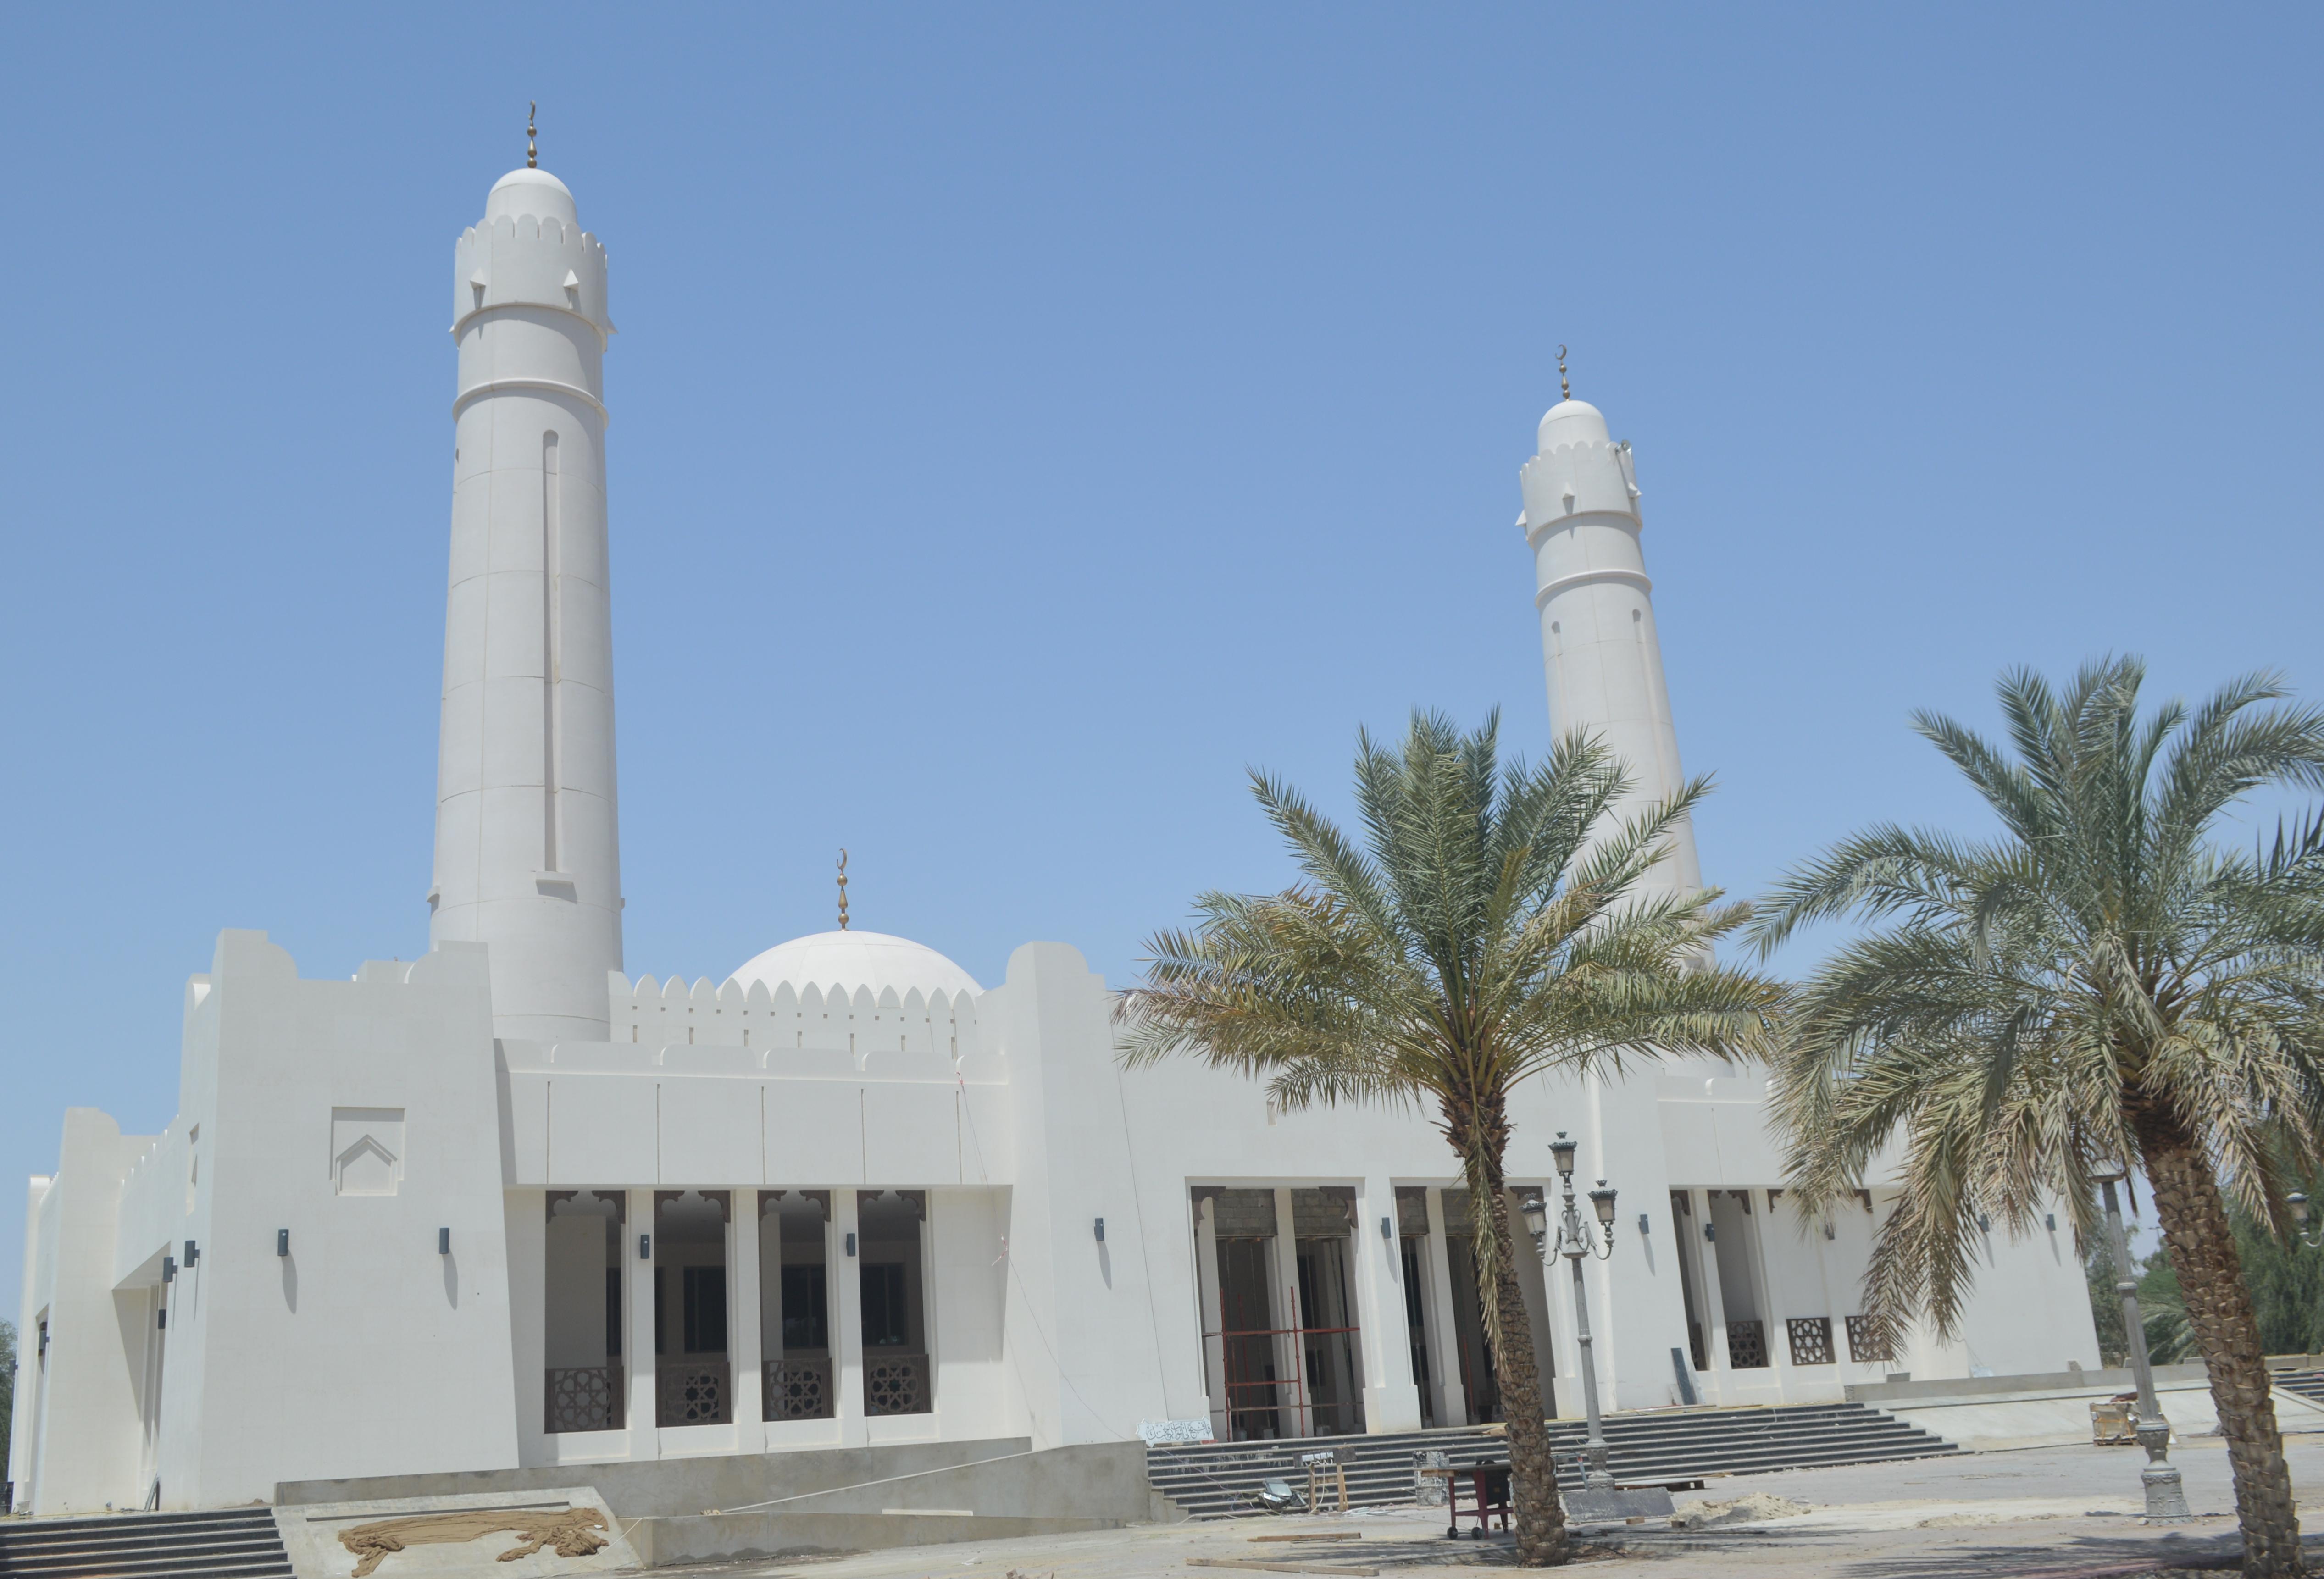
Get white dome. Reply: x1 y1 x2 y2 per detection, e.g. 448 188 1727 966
486 167 577 227
1537 398 1610 452
728 930 981 1001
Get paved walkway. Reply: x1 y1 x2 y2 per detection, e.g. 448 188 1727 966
651 1433 2324 1579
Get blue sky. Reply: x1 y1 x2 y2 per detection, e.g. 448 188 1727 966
1 6 2311 1316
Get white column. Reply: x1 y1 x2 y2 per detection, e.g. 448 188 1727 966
432 166 623 1043
1747 1192 1797 1400
730 1191 764 1451
1268 1187 1309 1436
1807 1199 1845 1377
835 1190 866 1446
1352 1177 1422 1433
626 1189 657 1457
1421 1190 1467 1426
1690 1190 1733 1405
1193 1197 1228 1439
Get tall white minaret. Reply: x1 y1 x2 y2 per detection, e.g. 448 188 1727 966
428 149 622 1043
1517 372 1703 898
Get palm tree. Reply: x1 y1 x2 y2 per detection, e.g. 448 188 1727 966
1119 710 1782 1567
1747 659 2324 1579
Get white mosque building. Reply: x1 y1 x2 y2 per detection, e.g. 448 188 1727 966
6 158 2097 1518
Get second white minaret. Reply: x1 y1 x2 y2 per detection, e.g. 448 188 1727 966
428 163 622 1042
1518 393 1703 898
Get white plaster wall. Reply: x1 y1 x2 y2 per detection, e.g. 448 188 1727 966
1542 1072 1703 1413
994 943 1183 1447
17 932 2104 1501
15 1113 152 1514
927 1188 1010 1440
1953 1207 2101 1377
18 925 2107 1503
146 931 521 1506
6 1176 50 1509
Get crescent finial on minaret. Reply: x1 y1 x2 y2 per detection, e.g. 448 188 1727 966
527 101 538 169
837 849 850 931
1557 343 1571 403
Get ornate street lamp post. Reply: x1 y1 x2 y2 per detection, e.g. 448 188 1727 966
2285 1192 2324 1249
2091 1161 2191 1523
1521 1131 1619 1491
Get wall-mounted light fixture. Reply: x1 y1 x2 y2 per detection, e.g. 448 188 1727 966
1977 1213 1991 1233
2046 1213 2058 1232
1380 1215 1393 1241
1093 1217 1106 1243
183 1239 200 1267
156 1309 166 1330
438 1227 451 1255
638 1233 651 1260
1703 1224 1716 1243
161 1256 176 1284
1638 1213 1652 1238
844 1232 858 1257
276 1229 289 1258
1822 1221 1836 1241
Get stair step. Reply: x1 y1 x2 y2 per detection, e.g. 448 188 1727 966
1147 1402 1961 1518
3 1530 286 1552
0 1517 276 1541
2 1545 292 1568
2274 1368 2324 1405
0 1508 294 1579
0 1560 293 1573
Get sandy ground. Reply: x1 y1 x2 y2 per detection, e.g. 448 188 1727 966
646 1432 2324 1579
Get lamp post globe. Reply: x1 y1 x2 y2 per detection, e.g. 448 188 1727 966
1520 1192 1550 1250
1544 1133 1616 1491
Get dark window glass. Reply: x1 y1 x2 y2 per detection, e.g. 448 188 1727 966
861 1263 909 1346
682 1265 727 1353
782 1263 829 1352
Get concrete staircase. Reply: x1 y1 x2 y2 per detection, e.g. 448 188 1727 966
2272 1367 2324 1407
1146 1403 1958 1518
0 1507 294 1579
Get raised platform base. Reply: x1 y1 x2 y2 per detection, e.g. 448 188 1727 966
629 1511 1122 1565
1560 1486 1676 1524
273 1489 638 1579
279 1439 1171 1567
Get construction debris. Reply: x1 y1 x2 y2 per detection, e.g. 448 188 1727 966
1669 1492 1814 1529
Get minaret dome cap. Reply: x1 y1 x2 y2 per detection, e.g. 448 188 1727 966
485 166 577 227
1537 398 1610 454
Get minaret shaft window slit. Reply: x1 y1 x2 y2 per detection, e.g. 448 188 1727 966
542 432 562 874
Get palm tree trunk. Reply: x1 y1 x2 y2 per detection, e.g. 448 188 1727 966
1446 1094 1569 1566
2138 1119 2302 1578
1481 1180 1570 1566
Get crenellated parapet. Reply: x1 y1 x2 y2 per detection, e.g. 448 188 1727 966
452 213 612 341
603 970 998 1080
1519 436 1642 545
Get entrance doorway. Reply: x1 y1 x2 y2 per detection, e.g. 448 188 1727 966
858 1189 931 1416
654 1190 732 1426
543 1190 625 1434
760 1190 834 1420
